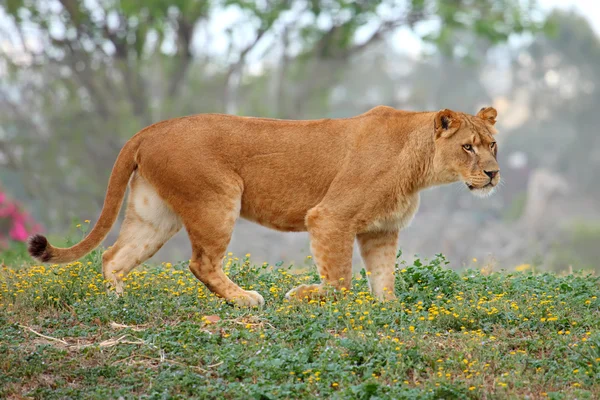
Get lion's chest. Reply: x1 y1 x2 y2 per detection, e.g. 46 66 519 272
364 194 420 233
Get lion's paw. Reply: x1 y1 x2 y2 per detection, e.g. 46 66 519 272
230 290 265 307
285 284 323 301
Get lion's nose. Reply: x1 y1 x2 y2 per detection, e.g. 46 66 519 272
484 170 499 179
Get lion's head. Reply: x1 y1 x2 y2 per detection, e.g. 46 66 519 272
432 107 500 197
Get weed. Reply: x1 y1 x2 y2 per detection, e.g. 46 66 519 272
1 251 599 399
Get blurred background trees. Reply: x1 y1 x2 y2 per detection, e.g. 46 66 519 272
1 1 598 272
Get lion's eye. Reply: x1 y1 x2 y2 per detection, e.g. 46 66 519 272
490 142 496 149
463 144 473 152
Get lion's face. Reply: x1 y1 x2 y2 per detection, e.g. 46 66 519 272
433 107 500 197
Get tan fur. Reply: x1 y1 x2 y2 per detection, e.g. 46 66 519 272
357 229 400 300
28 106 501 306
101 173 182 294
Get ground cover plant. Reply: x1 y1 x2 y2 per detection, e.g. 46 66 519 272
1 249 599 399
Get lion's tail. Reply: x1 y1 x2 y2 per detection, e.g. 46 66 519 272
28 137 140 264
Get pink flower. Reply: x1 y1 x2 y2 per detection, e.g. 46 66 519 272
0 189 43 243
0 203 16 217
9 220 29 241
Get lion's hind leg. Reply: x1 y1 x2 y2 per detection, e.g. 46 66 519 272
178 186 264 307
102 173 182 294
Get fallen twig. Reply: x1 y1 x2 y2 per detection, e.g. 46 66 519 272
20 325 146 349
109 321 147 332
19 325 69 346
207 361 223 368
71 334 146 349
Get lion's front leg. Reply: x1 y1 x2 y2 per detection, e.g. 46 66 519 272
285 207 354 301
357 229 399 301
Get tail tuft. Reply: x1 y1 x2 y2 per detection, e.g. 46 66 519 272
28 234 52 262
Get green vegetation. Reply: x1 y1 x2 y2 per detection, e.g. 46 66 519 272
550 221 600 273
1 250 599 399
1 0 546 227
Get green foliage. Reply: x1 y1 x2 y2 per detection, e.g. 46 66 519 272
502 191 527 222
1 252 599 398
0 0 546 229
506 10 600 197
550 221 600 273
0 242 29 267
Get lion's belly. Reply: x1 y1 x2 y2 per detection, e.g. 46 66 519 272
238 158 334 232
363 194 420 233
239 191 314 232
240 207 308 232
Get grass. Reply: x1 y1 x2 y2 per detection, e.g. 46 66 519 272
1 250 599 399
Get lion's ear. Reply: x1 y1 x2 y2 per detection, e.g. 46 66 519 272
476 107 497 125
434 109 461 138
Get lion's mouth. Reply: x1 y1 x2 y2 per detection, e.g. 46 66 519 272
466 182 494 191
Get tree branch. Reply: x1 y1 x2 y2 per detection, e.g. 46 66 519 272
314 11 429 60
167 17 196 97
224 27 270 113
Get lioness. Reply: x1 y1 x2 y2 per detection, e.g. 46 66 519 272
28 106 500 306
